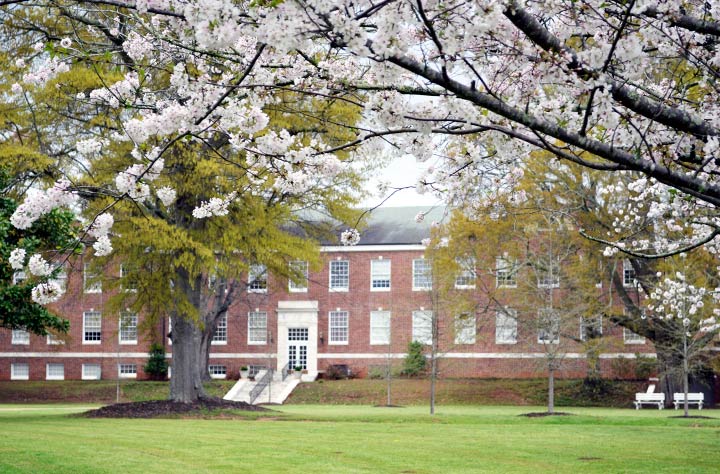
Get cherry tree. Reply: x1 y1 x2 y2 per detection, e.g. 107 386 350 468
6 1 720 398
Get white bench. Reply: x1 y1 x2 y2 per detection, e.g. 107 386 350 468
673 393 704 410
634 392 665 409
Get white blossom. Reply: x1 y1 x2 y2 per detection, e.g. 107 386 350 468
340 228 360 246
31 281 63 304
28 254 51 277
9 248 26 270
156 186 176 206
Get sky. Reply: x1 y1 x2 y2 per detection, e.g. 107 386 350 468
359 153 440 209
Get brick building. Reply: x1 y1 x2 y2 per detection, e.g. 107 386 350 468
0 207 653 382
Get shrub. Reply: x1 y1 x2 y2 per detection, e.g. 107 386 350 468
144 343 169 380
402 341 426 377
634 353 658 380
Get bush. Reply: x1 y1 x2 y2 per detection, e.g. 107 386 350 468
144 343 169 380
402 341 426 377
634 353 658 380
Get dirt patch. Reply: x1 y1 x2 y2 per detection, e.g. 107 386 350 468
373 404 404 408
520 411 574 417
668 415 715 419
82 398 267 418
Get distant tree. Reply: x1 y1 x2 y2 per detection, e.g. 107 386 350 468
144 343 169 381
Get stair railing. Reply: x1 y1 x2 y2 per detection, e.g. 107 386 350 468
248 368 273 404
280 362 290 381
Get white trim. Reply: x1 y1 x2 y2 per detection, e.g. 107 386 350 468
321 244 425 252
11 362 29 380
11 330 30 345
82 363 102 380
0 352 152 358
46 363 65 380
317 352 657 359
118 363 137 379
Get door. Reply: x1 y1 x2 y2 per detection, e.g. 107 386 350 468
287 327 309 370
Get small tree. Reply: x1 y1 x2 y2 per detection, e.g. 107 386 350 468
144 343 169 381
403 341 426 377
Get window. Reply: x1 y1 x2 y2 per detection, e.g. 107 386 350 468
329 310 349 344
84 263 101 293
412 258 432 291
11 329 29 345
83 311 102 344
580 316 603 341
82 363 101 380
120 264 138 291
119 312 138 344
624 328 646 344
51 264 67 292
329 260 349 291
211 314 228 345
496 309 518 344
538 309 560 344
412 310 433 345
11 363 29 380
248 365 266 378
538 260 560 288
370 259 391 290
248 264 267 292
47 333 64 345
13 270 26 285
248 311 267 344
288 261 308 292
496 256 517 288
454 313 476 345
370 311 391 345
46 363 64 380
454 257 476 289
288 327 309 340
118 364 137 378
208 365 227 379
623 260 636 287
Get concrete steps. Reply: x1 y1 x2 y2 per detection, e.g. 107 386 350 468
223 370 312 405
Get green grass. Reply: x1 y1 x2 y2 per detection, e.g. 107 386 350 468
0 404 718 473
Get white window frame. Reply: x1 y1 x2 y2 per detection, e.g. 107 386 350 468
211 314 228 345
623 260 636 287
47 333 64 345
120 264 138 292
329 260 349 292
537 260 560 289
495 308 518 344
248 264 268 293
412 258 432 291
51 264 67 292
208 365 227 379
328 310 349 345
370 259 391 291
454 257 476 289
11 362 29 380
82 363 102 380
623 328 646 344
248 311 267 345
538 308 560 344
454 313 476 345
370 310 391 345
288 261 308 293
579 316 603 341
11 329 30 345
412 310 433 345
82 311 102 344
496 256 518 288
118 363 137 379
83 263 102 293
119 312 138 344
46 363 65 380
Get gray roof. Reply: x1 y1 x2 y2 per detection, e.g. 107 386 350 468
355 206 447 245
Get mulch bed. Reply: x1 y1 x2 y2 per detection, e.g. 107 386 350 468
83 398 267 418
668 415 715 419
520 412 574 417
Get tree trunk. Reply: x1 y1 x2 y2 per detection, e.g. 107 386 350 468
548 368 555 414
169 315 209 402
683 333 689 418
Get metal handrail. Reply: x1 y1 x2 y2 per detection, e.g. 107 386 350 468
248 368 273 404
281 362 290 381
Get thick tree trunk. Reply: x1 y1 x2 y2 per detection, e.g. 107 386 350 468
547 368 555 414
169 315 209 402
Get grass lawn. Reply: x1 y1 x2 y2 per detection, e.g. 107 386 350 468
1 404 718 473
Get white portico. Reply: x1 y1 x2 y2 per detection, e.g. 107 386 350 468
277 301 319 380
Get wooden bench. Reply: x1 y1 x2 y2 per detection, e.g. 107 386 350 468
673 393 704 410
634 392 665 409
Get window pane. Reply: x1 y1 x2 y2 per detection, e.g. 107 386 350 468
248 311 267 344
454 314 476 345
84 263 102 293
83 311 102 343
119 312 138 343
496 309 518 344
371 260 391 290
82 363 101 380
455 258 476 288
370 311 390 344
248 264 267 292
496 257 517 287
330 260 349 290
212 314 227 343
329 311 349 343
46 363 64 380
11 363 29 380
289 261 308 292
412 258 432 290
412 310 433 345
11 329 30 345
538 309 560 344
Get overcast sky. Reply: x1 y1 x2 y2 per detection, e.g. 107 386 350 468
359 153 440 208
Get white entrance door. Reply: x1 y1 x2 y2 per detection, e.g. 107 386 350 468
287 327 309 370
